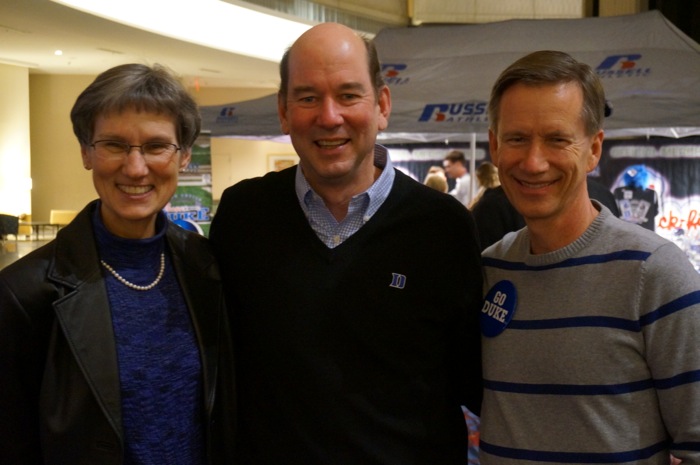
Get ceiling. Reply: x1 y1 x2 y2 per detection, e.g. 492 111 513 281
0 0 285 90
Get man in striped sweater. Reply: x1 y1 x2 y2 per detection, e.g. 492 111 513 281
479 50 700 464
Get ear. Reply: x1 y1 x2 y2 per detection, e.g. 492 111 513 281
179 147 192 171
377 85 392 131
488 129 500 166
81 144 92 170
277 92 290 135
587 129 604 172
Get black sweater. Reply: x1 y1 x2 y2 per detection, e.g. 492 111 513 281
210 167 483 465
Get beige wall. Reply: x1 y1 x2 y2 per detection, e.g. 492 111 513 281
193 86 294 201
211 138 295 201
0 64 31 217
23 74 290 222
29 74 95 222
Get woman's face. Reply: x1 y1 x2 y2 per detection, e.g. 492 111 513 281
81 108 190 238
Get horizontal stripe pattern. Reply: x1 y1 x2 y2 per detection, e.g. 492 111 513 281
485 369 700 395
482 249 651 271
480 439 667 463
506 289 699 332
509 315 640 331
484 378 653 395
480 210 700 465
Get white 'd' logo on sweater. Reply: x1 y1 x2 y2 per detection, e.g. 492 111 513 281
389 273 406 289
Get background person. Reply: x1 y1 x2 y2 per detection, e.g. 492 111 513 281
210 22 483 465
480 50 700 464
424 166 449 192
467 162 500 209
0 63 235 465
443 150 472 206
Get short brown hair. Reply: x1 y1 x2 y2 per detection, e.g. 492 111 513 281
488 50 605 136
444 150 466 166
71 63 201 148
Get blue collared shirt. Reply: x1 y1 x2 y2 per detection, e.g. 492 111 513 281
295 145 395 248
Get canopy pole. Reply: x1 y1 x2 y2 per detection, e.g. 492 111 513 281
469 132 477 205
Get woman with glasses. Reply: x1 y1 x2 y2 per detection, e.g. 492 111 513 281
0 64 234 465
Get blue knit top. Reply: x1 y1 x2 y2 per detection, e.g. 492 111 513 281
93 205 204 465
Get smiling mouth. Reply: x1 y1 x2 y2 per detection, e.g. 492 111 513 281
518 179 556 189
316 139 348 148
119 184 153 195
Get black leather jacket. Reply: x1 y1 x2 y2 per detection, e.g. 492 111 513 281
0 201 235 464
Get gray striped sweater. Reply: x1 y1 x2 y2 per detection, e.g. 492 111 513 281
480 203 700 464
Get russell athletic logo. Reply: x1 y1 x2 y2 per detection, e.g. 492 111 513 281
215 106 239 123
381 64 410 85
596 54 651 78
418 101 488 123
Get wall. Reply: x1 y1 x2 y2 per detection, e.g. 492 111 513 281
29 74 95 222
211 137 294 201
23 75 290 222
193 86 294 200
0 64 31 217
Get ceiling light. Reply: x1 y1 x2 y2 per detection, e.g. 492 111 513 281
50 0 314 62
54 50 63 56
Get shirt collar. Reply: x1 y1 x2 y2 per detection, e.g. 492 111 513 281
295 144 395 217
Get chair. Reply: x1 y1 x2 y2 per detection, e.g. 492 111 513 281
49 209 78 227
18 213 32 239
0 214 19 249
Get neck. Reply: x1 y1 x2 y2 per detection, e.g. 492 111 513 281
527 199 600 255
308 165 381 222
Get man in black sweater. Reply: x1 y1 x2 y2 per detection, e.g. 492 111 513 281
210 22 483 465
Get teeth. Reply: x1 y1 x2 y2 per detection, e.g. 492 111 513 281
521 180 553 189
119 185 152 195
317 140 346 147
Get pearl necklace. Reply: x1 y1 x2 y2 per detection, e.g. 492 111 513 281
100 253 165 291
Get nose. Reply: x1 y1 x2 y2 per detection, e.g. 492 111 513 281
122 146 149 176
317 97 343 128
520 141 548 173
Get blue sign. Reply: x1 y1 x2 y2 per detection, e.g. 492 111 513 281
481 280 517 337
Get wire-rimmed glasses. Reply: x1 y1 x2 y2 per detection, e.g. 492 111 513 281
89 140 181 165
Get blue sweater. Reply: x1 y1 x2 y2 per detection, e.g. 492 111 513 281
94 209 203 465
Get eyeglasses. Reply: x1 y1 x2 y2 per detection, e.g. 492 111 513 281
90 140 181 164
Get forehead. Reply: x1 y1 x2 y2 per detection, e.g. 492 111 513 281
498 82 584 126
500 82 583 109
287 35 370 86
93 109 177 134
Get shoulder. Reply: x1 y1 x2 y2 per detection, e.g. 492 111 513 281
598 210 667 250
220 166 295 202
478 186 509 204
0 240 59 326
604 214 692 265
392 169 472 218
482 228 526 259
166 223 217 273
212 167 299 238
0 241 54 284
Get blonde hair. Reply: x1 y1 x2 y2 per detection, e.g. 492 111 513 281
424 173 448 193
468 162 500 208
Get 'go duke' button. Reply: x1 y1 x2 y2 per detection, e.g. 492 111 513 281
481 280 517 337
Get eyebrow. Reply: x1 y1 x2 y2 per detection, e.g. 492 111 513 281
290 81 367 96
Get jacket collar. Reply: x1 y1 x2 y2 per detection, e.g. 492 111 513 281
47 200 223 437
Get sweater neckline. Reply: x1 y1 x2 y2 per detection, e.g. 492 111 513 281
91 202 167 268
